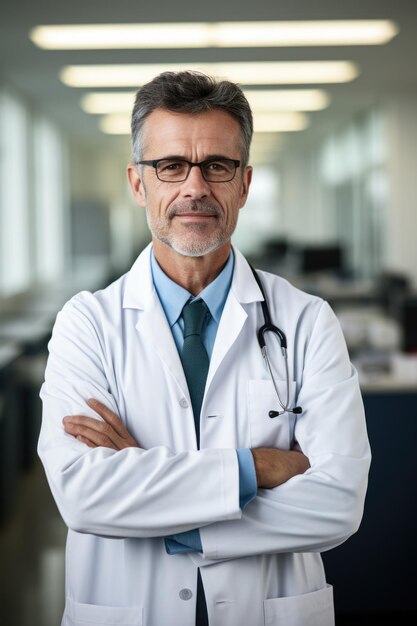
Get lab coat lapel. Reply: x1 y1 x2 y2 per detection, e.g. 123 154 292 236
206 293 247 389
123 244 189 398
136 297 190 397
206 247 263 389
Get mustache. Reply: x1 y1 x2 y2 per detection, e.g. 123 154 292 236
168 201 221 218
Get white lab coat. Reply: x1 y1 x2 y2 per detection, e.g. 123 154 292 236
39 244 371 626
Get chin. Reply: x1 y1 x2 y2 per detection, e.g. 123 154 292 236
170 240 224 258
151 220 236 258
157 234 227 258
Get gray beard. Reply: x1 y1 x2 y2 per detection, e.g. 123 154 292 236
146 200 237 257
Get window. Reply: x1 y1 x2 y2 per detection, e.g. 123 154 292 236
33 116 67 282
0 89 31 296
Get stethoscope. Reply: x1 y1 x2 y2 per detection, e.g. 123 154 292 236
250 266 303 419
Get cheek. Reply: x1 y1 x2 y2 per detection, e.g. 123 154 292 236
228 206 241 226
212 181 243 205
228 178 247 202
223 186 247 217
146 184 178 214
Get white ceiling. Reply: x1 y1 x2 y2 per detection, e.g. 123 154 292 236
0 0 416 150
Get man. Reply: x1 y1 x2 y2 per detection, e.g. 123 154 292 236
39 71 371 626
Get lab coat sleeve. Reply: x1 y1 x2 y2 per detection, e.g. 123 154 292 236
38 294 241 539
164 448 256 553
198 301 371 562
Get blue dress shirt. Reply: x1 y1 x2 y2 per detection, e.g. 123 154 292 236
150 249 257 554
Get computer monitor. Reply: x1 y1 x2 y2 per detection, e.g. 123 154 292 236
263 239 289 261
401 297 417 353
299 244 344 274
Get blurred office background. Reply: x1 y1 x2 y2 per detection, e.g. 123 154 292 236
0 0 416 624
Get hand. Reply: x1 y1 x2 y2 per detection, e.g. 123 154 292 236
63 399 140 450
251 448 310 489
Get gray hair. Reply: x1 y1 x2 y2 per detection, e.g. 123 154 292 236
131 71 253 166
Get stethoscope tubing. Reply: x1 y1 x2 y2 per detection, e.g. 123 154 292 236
250 266 303 418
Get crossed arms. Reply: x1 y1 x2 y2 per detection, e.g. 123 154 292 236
39 295 370 558
63 398 310 490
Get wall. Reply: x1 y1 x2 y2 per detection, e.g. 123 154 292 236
274 95 417 286
69 135 150 277
386 95 417 287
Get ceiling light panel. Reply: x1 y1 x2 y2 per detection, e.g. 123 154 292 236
61 61 359 88
81 89 329 114
99 115 131 135
244 89 329 111
30 20 398 49
81 93 136 114
254 112 309 133
99 111 309 135
216 20 398 47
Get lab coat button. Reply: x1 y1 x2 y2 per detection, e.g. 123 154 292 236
179 398 189 408
179 588 193 601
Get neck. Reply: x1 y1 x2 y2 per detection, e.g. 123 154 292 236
153 240 231 296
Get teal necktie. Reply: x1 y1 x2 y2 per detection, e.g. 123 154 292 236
180 298 210 625
180 299 210 447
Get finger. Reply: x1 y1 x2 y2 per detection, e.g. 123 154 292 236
86 399 139 448
63 413 139 450
87 399 130 439
63 414 109 434
76 435 98 448
63 419 118 450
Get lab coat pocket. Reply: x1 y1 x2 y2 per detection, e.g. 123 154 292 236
263 584 334 626
64 597 143 625
248 379 296 449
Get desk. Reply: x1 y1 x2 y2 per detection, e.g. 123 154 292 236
0 315 53 352
0 317 52 469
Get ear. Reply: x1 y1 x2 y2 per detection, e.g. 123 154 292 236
127 164 146 208
238 165 253 209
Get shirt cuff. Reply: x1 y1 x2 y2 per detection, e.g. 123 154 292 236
236 448 257 509
164 529 203 554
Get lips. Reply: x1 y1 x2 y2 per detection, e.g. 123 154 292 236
168 201 220 220
175 212 217 218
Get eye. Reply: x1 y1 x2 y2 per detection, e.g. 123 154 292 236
158 160 186 173
206 160 228 172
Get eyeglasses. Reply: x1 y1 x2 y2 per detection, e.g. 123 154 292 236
136 157 241 183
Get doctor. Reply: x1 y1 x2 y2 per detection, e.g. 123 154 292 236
39 71 371 626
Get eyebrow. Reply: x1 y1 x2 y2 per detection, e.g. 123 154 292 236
152 154 235 162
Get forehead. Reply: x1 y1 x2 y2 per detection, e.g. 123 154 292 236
141 109 242 158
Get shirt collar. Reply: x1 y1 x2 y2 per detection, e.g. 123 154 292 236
150 248 234 327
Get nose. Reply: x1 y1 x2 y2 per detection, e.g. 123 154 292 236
179 164 211 199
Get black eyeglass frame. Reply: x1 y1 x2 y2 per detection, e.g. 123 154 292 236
135 157 241 183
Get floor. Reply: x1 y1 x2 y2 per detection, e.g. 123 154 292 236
0 461 66 626
0 461 414 626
